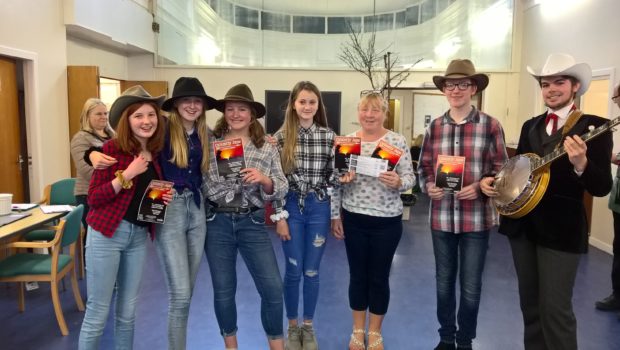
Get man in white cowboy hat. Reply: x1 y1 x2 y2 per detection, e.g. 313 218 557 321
495 53 613 350
418 59 509 350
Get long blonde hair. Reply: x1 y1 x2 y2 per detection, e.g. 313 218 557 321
279 81 327 174
167 109 210 172
79 98 115 137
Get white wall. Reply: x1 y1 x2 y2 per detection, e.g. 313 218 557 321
0 0 70 200
519 0 619 252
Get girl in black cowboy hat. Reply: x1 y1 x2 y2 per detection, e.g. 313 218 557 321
155 77 216 350
202 83 288 350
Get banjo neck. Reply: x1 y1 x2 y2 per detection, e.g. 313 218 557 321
532 116 620 172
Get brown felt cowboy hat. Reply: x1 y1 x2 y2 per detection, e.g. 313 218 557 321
213 84 266 118
109 85 165 129
162 77 217 111
432 59 489 92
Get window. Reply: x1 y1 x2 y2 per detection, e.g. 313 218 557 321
293 16 325 34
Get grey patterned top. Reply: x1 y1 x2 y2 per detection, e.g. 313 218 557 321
202 137 288 209
331 130 415 218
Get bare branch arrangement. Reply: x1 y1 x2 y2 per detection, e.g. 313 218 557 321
338 21 421 100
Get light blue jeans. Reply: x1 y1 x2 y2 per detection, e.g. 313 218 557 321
205 208 284 340
432 229 489 348
282 192 330 321
154 189 206 350
79 220 148 350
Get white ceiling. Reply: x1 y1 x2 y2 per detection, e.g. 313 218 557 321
231 0 421 15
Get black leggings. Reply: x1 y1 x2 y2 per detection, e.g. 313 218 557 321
342 209 402 315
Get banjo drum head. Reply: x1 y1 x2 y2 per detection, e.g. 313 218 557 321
493 154 535 208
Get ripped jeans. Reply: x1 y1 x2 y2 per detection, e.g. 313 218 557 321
282 192 330 321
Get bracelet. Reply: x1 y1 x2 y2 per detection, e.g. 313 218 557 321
114 170 133 189
270 210 289 222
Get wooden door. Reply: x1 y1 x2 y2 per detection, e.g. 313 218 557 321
0 56 25 202
121 80 168 99
67 66 100 177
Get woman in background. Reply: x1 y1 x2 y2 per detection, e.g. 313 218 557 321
331 92 415 350
273 81 336 350
70 98 115 227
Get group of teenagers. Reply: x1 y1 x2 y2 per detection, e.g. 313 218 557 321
69 52 614 350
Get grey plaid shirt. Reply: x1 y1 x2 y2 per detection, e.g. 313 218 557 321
273 123 337 211
202 137 288 209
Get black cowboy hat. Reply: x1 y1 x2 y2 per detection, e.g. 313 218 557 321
161 77 217 111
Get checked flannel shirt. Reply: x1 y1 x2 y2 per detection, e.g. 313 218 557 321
418 107 508 233
87 139 163 237
272 123 337 212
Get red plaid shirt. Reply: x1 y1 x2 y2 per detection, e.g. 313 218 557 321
86 140 162 237
419 108 508 233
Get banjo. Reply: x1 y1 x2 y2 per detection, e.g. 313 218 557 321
493 115 620 218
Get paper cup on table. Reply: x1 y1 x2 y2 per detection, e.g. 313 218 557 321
0 193 12 216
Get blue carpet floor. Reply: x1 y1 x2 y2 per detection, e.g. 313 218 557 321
1 195 619 349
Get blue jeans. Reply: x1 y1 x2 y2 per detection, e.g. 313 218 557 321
282 192 330 321
205 208 284 339
154 189 206 350
431 229 489 348
79 221 148 350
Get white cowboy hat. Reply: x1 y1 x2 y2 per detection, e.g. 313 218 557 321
527 53 592 97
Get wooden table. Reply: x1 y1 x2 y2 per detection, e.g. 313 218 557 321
0 208 66 242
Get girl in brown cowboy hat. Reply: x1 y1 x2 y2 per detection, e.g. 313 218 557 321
79 85 172 349
203 84 288 350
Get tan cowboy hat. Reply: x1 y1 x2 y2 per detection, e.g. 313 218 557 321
433 59 489 92
214 83 266 118
527 53 592 97
109 85 165 129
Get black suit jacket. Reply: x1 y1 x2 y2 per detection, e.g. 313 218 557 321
498 113 613 253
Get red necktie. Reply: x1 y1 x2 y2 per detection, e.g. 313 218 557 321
545 113 558 134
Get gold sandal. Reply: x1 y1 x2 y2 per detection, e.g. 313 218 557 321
349 328 366 350
367 331 384 349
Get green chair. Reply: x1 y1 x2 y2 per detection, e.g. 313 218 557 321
0 205 85 336
24 178 85 279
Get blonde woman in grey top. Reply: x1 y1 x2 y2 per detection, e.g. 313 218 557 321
331 92 415 350
70 98 115 226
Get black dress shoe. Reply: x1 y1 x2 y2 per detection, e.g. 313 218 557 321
434 342 456 350
595 293 620 311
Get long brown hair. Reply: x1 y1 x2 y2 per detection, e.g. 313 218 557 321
213 102 266 148
167 109 210 172
279 81 327 174
114 101 165 154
